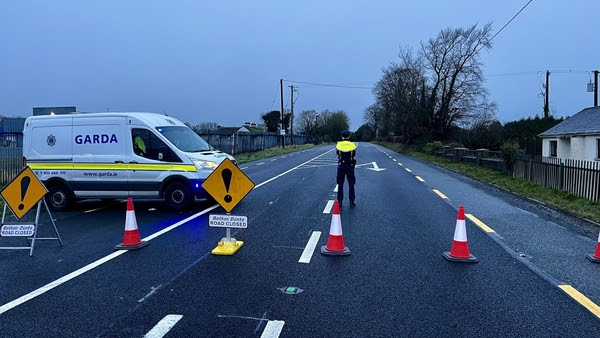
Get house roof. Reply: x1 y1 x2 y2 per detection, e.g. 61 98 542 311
539 106 600 137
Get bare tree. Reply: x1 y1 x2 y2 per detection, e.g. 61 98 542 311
192 122 219 133
296 109 318 135
419 23 494 138
372 47 428 142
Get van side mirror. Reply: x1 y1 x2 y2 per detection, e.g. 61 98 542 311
158 152 164 160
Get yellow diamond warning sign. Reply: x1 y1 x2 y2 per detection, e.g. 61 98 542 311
202 158 255 213
0 166 48 219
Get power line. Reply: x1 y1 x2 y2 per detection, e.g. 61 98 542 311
478 0 534 54
284 79 373 90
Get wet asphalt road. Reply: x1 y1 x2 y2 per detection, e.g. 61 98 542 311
1 144 600 337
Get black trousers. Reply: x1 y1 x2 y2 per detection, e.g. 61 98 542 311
336 165 356 203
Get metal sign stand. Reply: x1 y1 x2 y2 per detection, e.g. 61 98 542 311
0 199 63 256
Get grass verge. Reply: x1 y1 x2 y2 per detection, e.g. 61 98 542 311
233 143 322 165
374 141 600 225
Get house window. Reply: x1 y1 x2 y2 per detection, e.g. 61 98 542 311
550 140 557 157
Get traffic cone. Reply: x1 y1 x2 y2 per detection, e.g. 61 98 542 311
586 231 600 263
321 200 350 256
442 205 478 263
115 198 148 250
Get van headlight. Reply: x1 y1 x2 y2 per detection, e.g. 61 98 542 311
192 159 218 170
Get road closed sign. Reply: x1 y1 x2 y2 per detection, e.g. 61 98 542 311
208 214 248 228
1 224 35 236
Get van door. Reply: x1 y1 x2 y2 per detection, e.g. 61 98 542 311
72 116 129 198
128 127 183 198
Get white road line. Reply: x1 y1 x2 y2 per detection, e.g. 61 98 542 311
144 314 183 338
0 149 333 315
0 204 219 315
334 184 338 192
416 176 425 182
0 251 126 315
254 149 332 189
256 162 265 166
261 320 285 338
299 231 322 263
405 168 412 173
323 200 334 213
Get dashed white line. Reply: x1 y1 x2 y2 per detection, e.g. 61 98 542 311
261 320 285 338
323 200 334 213
334 184 338 192
144 314 183 338
405 168 412 173
299 231 322 263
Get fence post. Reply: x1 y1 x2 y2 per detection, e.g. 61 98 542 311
559 162 565 190
528 159 533 182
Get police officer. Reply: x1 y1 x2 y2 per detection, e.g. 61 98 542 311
336 130 357 207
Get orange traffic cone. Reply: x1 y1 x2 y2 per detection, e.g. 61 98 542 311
321 200 350 256
115 198 149 250
442 206 478 263
586 231 600 263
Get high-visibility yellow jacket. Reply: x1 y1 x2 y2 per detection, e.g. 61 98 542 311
336 140 356 166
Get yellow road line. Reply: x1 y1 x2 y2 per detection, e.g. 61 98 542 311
416 176 425 182
466 214 496 233
433 189 448 199
559 285 600 319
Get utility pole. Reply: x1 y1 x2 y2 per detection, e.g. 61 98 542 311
280 79 285 148
289 85 296 145
595 70 599 107
544 70 550 118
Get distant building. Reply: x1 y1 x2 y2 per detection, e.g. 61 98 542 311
539 106 600 161
1 117 26 147
33 106 76 116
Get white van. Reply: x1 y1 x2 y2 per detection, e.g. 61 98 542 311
22 112 236 211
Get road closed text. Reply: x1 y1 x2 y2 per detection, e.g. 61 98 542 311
208 214 248 228
1 224 35 236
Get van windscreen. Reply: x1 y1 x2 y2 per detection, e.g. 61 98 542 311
156 126 213 152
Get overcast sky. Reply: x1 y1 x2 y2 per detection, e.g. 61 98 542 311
1 1 598 131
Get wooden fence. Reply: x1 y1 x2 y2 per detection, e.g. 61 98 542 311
198 132 313 155
513 156 600 202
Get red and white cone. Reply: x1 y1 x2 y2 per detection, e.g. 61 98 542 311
115 198 148 250
443 205 478 263
321 200 350 256
586 231 600 263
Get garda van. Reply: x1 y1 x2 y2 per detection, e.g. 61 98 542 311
22 112 236 211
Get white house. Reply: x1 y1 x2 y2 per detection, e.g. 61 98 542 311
539 106 600 161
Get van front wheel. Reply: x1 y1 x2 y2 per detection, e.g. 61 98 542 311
46 183 73 211
164 182 193 211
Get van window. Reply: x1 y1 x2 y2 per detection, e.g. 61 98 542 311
156 126 213 152
131 128 182 162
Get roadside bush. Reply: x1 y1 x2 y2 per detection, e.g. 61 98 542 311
423 141 443 155
501 140 524 173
